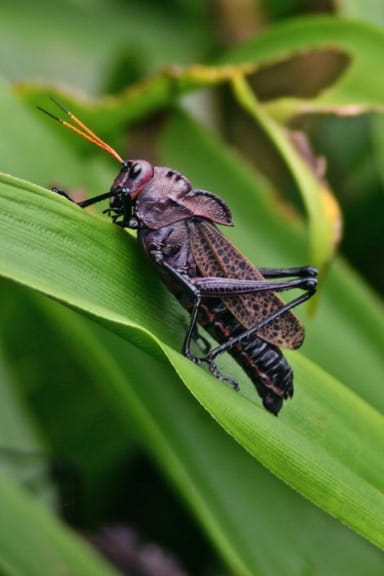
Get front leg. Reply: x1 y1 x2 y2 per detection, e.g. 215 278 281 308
51 187 76 203
52 186 138 227
51 187 116 208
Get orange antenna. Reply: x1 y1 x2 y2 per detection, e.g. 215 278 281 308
37 97 124 164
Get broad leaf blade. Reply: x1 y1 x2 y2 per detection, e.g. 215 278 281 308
222 17 384 113
1 165 384 551
0 471 118 576
4 289 383 576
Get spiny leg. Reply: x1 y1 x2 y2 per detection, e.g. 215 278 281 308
206 359 240 391
192 275 316 296
174 275 239 390
191 325 212 355
182 295 239 390
206 285 316 364
257 265 318 279
51 187 75 203
161 261 316 390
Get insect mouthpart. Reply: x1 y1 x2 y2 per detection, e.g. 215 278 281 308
105 185 130 215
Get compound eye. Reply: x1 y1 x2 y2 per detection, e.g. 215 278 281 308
130 163 142 180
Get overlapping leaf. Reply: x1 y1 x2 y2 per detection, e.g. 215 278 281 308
0 110 384 557
1 15 384 575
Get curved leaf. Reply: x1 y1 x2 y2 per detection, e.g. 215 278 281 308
0 471 118 576
222 17 384 116
17 18 384 132
29 296 384 576
1 162 384 553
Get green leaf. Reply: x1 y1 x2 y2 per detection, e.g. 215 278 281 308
336 0 384 27
0 349 59 511
18 18 384 129
230 73 341 286
0 279 138 521
0 469 119 576
0 0 209 93
3 286 383 576
0 6 383 575
1 109 384 559
222 17 384 117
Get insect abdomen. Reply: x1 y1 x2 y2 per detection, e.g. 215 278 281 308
197 300 293 415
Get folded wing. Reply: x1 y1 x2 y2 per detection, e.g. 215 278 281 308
189 220 304 349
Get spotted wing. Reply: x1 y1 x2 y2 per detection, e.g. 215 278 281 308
189 220 304 349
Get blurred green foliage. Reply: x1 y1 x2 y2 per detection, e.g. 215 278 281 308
0 1 383 575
